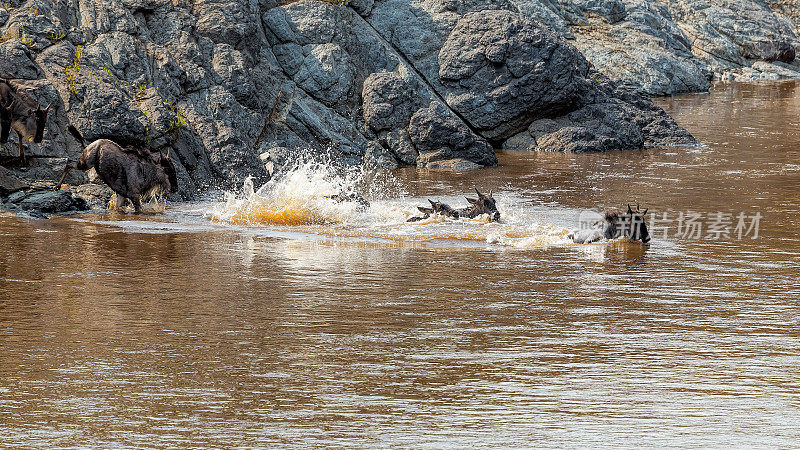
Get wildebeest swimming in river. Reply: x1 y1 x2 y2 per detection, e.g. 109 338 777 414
0 79 50 164
60 126 178 212
324 190 370 209
408 189 501 222
568 204 650 244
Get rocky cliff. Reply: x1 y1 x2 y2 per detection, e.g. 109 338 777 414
518 0 800 95
0 0 794 201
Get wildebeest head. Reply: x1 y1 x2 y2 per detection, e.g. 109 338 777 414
33 105 49 143
13 104 49 143
0 99 12 143
158 150 179 193
465 189 500 221
617 204 650 243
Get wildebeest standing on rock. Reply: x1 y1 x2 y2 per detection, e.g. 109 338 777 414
0 79 50 164
62 126 178 212
408 189 500 222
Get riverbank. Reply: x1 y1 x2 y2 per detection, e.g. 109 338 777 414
0 0 708 198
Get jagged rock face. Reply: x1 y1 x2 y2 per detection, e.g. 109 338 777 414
408 104 497 167
1 0 699 204
438 9 590 140
361 70 497 167
503 73 696 151
362 72 420 133
510 0 798 95
668 0 796 64
570 0 711 95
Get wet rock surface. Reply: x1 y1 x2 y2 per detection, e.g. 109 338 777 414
3 186 88 217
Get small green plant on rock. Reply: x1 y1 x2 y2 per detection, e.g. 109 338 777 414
165 103 186 135
134 82 154 102
64 45 83 94
17 30 34 48
49 30 66 42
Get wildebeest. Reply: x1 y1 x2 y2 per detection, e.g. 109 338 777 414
324 191 371 209
0 79 49 164
408 189 500 222
568 204 650 244
0 98 12 144
60 126 178 212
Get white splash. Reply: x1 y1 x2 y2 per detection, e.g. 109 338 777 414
210 160 580 249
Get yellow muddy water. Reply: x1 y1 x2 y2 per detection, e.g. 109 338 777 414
1 81 799 447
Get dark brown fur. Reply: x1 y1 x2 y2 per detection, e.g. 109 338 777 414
408 189 500 222
61 126 178 212
569 204 650 244
0 80 49 164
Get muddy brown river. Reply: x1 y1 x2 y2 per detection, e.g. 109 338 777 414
1 82 799 447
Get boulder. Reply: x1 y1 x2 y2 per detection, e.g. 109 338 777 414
408 104 497 167
362 72 420 133
9 189 89 215
68 183 115 209
0 40 41 79
504 75 696 151
0 166 29 196
437 9 590 140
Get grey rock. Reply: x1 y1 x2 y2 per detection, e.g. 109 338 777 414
574 31 710 95
408 104 497 167
383 130 417 165
751 60 800 78
505 75 696 151
513 0 574 36
437 9 589 140
569 0 710 95
68 183 115 209
0 166 29 196
294 43 356 108
362 72 419 132
571 0 627 23
421 158 483 170
364 141 399 169
349 0 375 16
11 190 89 214
509 0 797 94
0 40 41 79
667 0 797 68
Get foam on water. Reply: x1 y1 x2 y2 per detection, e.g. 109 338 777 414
209 161 573 249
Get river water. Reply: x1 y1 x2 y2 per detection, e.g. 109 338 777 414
1 82 799 447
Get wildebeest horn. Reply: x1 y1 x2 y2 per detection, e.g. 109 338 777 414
627 204 633 214
642 208 648 215
475 188 483 198
43 104 51 112
429 199 436 206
